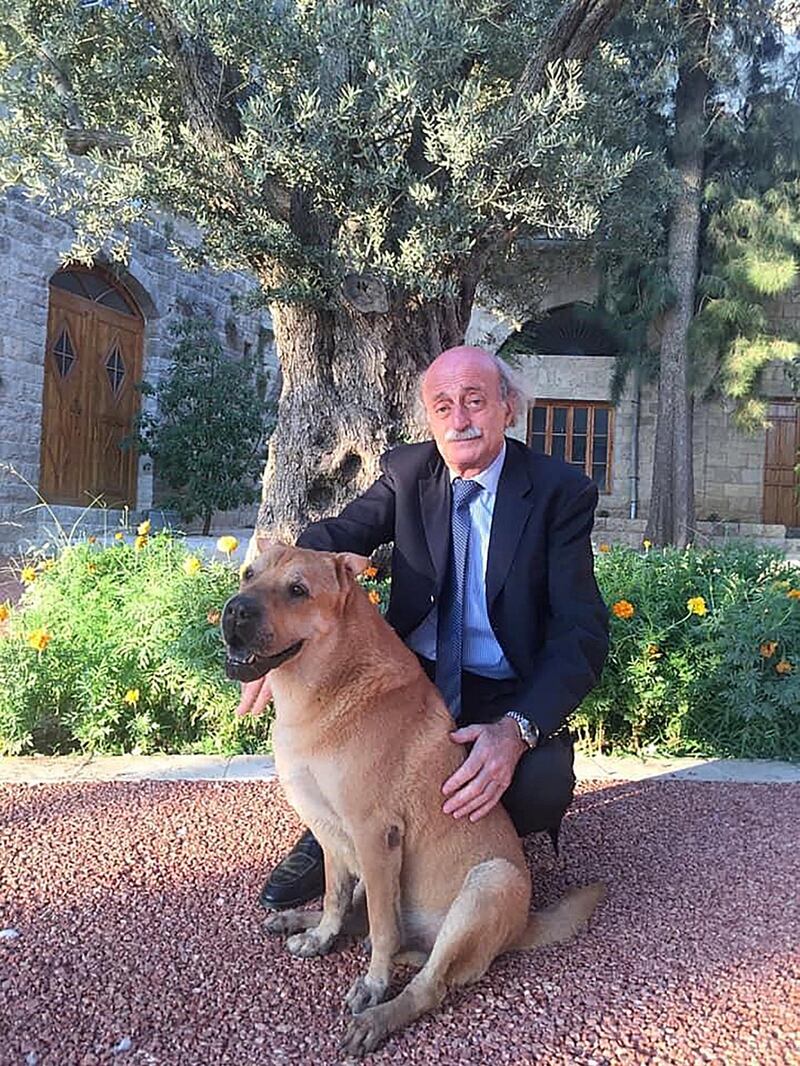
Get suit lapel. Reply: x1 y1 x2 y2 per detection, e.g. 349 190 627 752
419 456 451 587
486 443 535 606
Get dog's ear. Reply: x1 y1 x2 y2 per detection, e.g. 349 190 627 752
242 534 285 568
336 552 371 578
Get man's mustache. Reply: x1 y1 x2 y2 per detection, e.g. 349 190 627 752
444 427 483 442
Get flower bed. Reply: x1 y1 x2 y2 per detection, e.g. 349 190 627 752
0 537 797 759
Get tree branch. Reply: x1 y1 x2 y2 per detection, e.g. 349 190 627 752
513 0 625 101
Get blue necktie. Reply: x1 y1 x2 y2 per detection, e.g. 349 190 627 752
436 478 482 718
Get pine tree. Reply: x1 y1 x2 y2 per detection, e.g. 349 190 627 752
0 0 632 537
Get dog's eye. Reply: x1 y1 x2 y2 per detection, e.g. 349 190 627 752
289 582 308 599
242 567 254 582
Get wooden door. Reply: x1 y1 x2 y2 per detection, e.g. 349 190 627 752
763 400 800 530
40 286 143 507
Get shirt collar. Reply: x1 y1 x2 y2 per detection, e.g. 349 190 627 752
447 439 507 496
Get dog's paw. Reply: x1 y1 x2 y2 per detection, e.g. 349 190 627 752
265 909 321 936
286 929 333 958
340 1006 389 1057
345 973 388 1014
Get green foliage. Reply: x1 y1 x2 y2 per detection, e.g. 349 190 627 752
132 317 272 531
0 532 271 755
0 0 638 307
579 543 800 759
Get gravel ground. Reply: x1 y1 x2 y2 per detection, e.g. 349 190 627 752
1 778 798 1066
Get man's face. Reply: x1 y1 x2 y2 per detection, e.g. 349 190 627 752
422 349 514 478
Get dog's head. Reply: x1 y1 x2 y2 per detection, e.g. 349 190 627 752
221 542 371 682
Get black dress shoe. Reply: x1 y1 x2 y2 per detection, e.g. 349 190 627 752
259 829 325 910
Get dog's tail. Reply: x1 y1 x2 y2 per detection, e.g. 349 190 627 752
512 882 606 951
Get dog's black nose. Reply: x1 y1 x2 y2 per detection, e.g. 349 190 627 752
222 594 262 644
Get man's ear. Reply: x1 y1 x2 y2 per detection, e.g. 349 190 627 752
336 552 371 578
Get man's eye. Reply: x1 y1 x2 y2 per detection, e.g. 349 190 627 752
435 406 450 417
289 583 308 598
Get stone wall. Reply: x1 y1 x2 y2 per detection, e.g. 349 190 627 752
0 188 275 553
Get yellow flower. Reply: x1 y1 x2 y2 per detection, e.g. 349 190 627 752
760 641 778 659
86 563 97 575
137 519 152 536
134 534 148 551
206 608 221 625
612 600 635 619
687 596 707 616
20 566 37 584
598 543 611 553
88 535 97 545
0 603 10 623
183 556 202 576
216 535 239 556
646 643 661 659
27 628 51 652
114 532 125 542
788 589 800 601
123 688 140 705
368 590 381 606
775 660 792 675
642 539 652 550
42 559 55 571
362 565 378 579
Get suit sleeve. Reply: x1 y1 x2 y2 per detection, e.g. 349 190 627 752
296 455 396 555
511 481 609 738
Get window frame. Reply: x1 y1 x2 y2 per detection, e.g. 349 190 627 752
526 399 615 493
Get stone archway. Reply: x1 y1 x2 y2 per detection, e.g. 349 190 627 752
39 266 145 507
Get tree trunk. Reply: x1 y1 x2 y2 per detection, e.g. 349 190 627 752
645 57 709 548
256 294 469 540
202 512 212 536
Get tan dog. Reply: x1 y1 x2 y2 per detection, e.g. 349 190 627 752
222 544 604 1056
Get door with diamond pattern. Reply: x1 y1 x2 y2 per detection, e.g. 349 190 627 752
40 283 143 507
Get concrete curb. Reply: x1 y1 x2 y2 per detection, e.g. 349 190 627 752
1 752 797 785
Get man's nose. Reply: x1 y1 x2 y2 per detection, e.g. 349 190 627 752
222 594 262 645
451 403 470 430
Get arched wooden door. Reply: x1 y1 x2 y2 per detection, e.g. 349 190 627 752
39 268 144 507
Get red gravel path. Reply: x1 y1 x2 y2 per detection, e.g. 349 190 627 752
1 778 798 1065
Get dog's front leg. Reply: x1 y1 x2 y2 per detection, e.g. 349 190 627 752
285 847 353 958
345 823 404 1014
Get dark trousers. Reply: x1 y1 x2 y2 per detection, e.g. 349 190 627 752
418 657 576 838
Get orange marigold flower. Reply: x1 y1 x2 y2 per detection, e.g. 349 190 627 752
20 566 37 584
775 660 792 675
87 535 97 545
362 565 378 579
646 643 661 659
687 596 707 616
27 628 51 652
760 641 778 658
368 590 381 606
612 600 635 619
598 543 611 553
788 589 800 601
0 603 10 623
207 609 221 625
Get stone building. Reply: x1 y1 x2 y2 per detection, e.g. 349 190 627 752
0 188 275 554
467 256 800 548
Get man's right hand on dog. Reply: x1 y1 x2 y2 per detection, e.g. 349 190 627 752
236 676 273 717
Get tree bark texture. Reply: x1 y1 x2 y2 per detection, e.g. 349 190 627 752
257 294 469 540
646 58 709 548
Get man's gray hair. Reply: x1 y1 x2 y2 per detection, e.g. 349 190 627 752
414 353 531 431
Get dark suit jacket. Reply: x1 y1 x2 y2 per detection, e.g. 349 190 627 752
297 438 609 738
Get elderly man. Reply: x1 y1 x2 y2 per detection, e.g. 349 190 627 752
241 345 609 910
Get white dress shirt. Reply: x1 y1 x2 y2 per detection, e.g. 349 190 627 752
406 440 517 679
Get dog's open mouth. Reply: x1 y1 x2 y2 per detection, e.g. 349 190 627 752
225 640 304 682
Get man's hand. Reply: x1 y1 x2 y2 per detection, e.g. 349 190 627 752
236 676 273 718
442 718 526 823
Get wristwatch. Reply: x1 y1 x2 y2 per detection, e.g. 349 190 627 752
504 711 540 750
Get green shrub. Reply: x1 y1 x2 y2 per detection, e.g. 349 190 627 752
580 542 800 759
0 530 271 755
